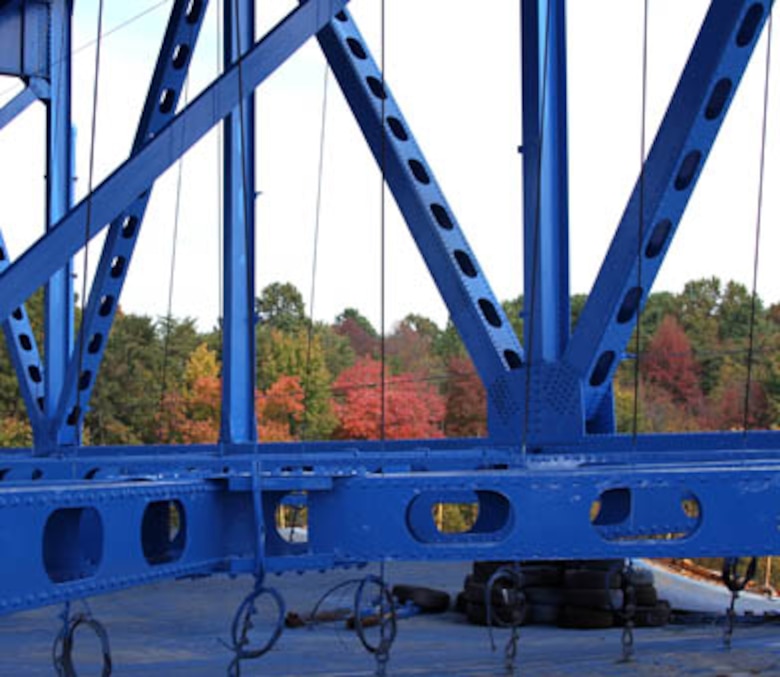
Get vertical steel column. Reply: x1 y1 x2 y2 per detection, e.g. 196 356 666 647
44 0 74 438
221 0 257 445
522 0 570 363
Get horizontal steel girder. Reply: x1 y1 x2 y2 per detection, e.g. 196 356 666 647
3 439 780 615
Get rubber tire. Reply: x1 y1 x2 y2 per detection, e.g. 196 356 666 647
517 565 564 588
523 586 564 606
454 591 467 614
564 588 624 611
558 605 615 629
628 566 655 587
465 600 528 628
564 568 623 590
566 559 625 572
528 603 560 625
472 561 515 583
632 584 658 607
634 601 671 627
391 584 450 613
464 580 523 607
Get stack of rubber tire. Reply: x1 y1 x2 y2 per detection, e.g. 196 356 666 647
458 560 671 629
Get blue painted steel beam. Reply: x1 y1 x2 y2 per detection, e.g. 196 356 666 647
221 0 257 445
51 0 210 445
0 85 36 131
0 0 48 79
562 0 773 432
522 0 570 365
4 445 780 615
0 232 45 434
44 0 74 441
0 0 350 340
318 12 525 440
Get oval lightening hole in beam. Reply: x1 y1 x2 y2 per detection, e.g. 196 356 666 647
185 0 203 23
12 308 22 321
67 406 81 426
589 350 615 387
346 37 367 60
454 250 477 278
408 159 430 184
87 333 103 354
172 44 190 69
0 247 5 261
335 10 348 21
504 350 523 370
736 4 764 47
28 365 42 383
18 334 32 351
366 76 387 100
705 78 732 120
110 256 125 278
645 219 672 258
121 215 138 238
430 203 453 230
98 296 114 317
674 150 701 191
387 116 408 141
159 89 176 114
478 299 502 328
78 370 92 391
617 287 642 324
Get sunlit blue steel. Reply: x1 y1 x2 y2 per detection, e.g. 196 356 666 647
318 11 525 441
0 0 48 79
0 0 349 338
0 232 45 434
564 0 772 432
221 0 257 445
0 86 36 131
51 0 210 445
2 0 780 629
44 0 74 443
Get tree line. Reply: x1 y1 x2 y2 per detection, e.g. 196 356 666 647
1 276 779 446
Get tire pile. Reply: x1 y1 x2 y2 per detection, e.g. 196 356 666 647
457 560 671 629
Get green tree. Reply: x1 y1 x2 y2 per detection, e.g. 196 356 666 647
256 282 307 333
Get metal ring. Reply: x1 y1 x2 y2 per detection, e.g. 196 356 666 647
52 613 112 677
353 574 397 654
229 585 286 662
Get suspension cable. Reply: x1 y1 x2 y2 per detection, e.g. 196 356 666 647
379 0 387 444
632 0 651 440
74 0 106 443
158 77 190 441
743 10 773 433
302 64 330 442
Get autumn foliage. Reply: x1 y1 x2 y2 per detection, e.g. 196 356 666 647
331 357 445 440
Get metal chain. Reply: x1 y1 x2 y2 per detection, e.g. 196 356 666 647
619 561 636 663
484 564 525 674
721 556 757 649
723 589 738 650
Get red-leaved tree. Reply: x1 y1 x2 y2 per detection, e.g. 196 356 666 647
332 357 445 440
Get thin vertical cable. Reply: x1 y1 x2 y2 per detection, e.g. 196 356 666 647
75 0 106 442
632 0 650 441
379 0 387 443
303 65 330 442
744 11 773 433
158 78 190 441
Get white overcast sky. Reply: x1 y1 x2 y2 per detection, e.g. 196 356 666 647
1 1 779 333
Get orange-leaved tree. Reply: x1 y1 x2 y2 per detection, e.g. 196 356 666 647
256 375 305 441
